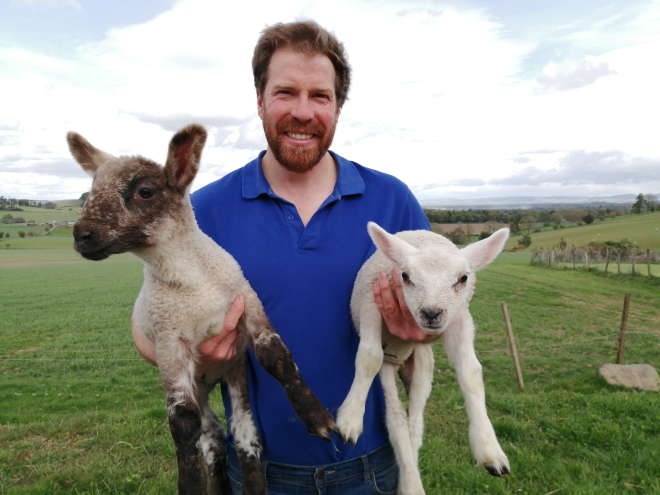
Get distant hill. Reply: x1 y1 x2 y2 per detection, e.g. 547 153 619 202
419 194 648 210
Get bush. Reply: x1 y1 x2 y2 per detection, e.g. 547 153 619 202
18 231 26 238
518 233 532 247
478 230 492 240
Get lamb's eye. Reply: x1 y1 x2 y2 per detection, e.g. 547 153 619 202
139 187 154 199
459 275 468 284
401 272 412 285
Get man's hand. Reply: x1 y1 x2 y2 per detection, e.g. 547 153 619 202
373 268 430 341
197 294 244 373
131 294 246 374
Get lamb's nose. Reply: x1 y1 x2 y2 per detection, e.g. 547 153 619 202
73 223 96 243
421 308 442 324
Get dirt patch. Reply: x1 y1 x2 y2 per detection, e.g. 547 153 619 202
431 223 489 234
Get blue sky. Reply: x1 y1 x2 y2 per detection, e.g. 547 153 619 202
1 0 659 201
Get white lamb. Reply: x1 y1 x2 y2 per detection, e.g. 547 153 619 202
336 222 511 495
67 124 335 495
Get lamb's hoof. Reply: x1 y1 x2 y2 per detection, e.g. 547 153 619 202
485 465 510 477
337 431 357 447
306 409 336 442
335 408 364 446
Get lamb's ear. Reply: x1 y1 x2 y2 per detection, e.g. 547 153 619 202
66 132 115 177
460 228 509 271
367 222 417 265
164 124 207 191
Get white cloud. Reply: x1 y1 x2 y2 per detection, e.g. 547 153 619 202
1 0 660 200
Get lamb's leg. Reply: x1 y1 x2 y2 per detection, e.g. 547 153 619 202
226 355 266 495
405 344 434 467
380 361 425 495
197 380 230 495
442 313 510 476
158 338 208 495
246 306 335 441
336 303 384 445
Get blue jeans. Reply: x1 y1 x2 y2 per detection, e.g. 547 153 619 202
227 442 398 495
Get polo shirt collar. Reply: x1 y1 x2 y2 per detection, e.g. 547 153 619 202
242 150 365 200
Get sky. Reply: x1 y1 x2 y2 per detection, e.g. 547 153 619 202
1 0 659 202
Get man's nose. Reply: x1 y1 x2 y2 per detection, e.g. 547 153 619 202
290 96 314 122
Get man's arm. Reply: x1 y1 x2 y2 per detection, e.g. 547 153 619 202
131 294 246 373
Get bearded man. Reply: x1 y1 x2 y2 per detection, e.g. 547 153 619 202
134 20 431 494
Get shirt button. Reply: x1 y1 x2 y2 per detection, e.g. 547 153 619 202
287 214 294 220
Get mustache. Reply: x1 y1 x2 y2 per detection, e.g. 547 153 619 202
276 116 325 136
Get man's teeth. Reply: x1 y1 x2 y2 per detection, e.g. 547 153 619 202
287 132 313 140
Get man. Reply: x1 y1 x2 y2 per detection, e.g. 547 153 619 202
133 20 431 494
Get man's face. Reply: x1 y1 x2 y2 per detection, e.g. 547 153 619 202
258 48 340 173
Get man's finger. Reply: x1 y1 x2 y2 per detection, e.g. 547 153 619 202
223 294 245 331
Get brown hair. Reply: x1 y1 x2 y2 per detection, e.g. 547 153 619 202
252 20 352 109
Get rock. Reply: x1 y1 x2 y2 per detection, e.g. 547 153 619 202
599 364 659 392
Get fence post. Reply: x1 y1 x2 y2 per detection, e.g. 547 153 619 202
648 249 652 277
501 302 524 390
631 248 636 275
617 252 621 274
604 249 610 274
616 292 632 364
585 251 589 270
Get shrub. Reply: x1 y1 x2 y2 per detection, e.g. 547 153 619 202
518 233 532 247
18 231 26 238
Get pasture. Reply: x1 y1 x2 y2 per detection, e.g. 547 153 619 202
505 211 660 251
1 235 659 494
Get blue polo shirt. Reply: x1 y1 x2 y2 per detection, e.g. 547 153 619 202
191 150 430 466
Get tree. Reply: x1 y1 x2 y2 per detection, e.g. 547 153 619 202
632 193 645 214
564 209 587 223
583 213 595 224
646 194 658 212
18 231 26 238
80 192 90 206
550 212 564 228
43 201 57 209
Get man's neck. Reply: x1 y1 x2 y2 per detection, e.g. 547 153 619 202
261 149 338 226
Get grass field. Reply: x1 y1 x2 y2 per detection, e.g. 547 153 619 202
505 211 660 251
1 206 81 225
1 244 659 494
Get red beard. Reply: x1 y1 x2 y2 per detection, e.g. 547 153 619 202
263 114 336 173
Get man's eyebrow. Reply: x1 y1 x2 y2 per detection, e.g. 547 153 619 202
271 83 334 94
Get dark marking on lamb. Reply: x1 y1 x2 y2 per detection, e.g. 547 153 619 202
237 454 266 495
168 402 208 495
253 330 334 441
207 429 230 495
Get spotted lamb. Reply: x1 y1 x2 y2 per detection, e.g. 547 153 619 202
68 124 335 495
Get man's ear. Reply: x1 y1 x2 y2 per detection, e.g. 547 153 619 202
257 91 265 120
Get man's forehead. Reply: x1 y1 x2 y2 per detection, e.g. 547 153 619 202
266 48 336 88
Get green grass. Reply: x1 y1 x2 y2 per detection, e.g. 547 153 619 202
1 250 659 494
1 205 81 224
506 211 660 251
